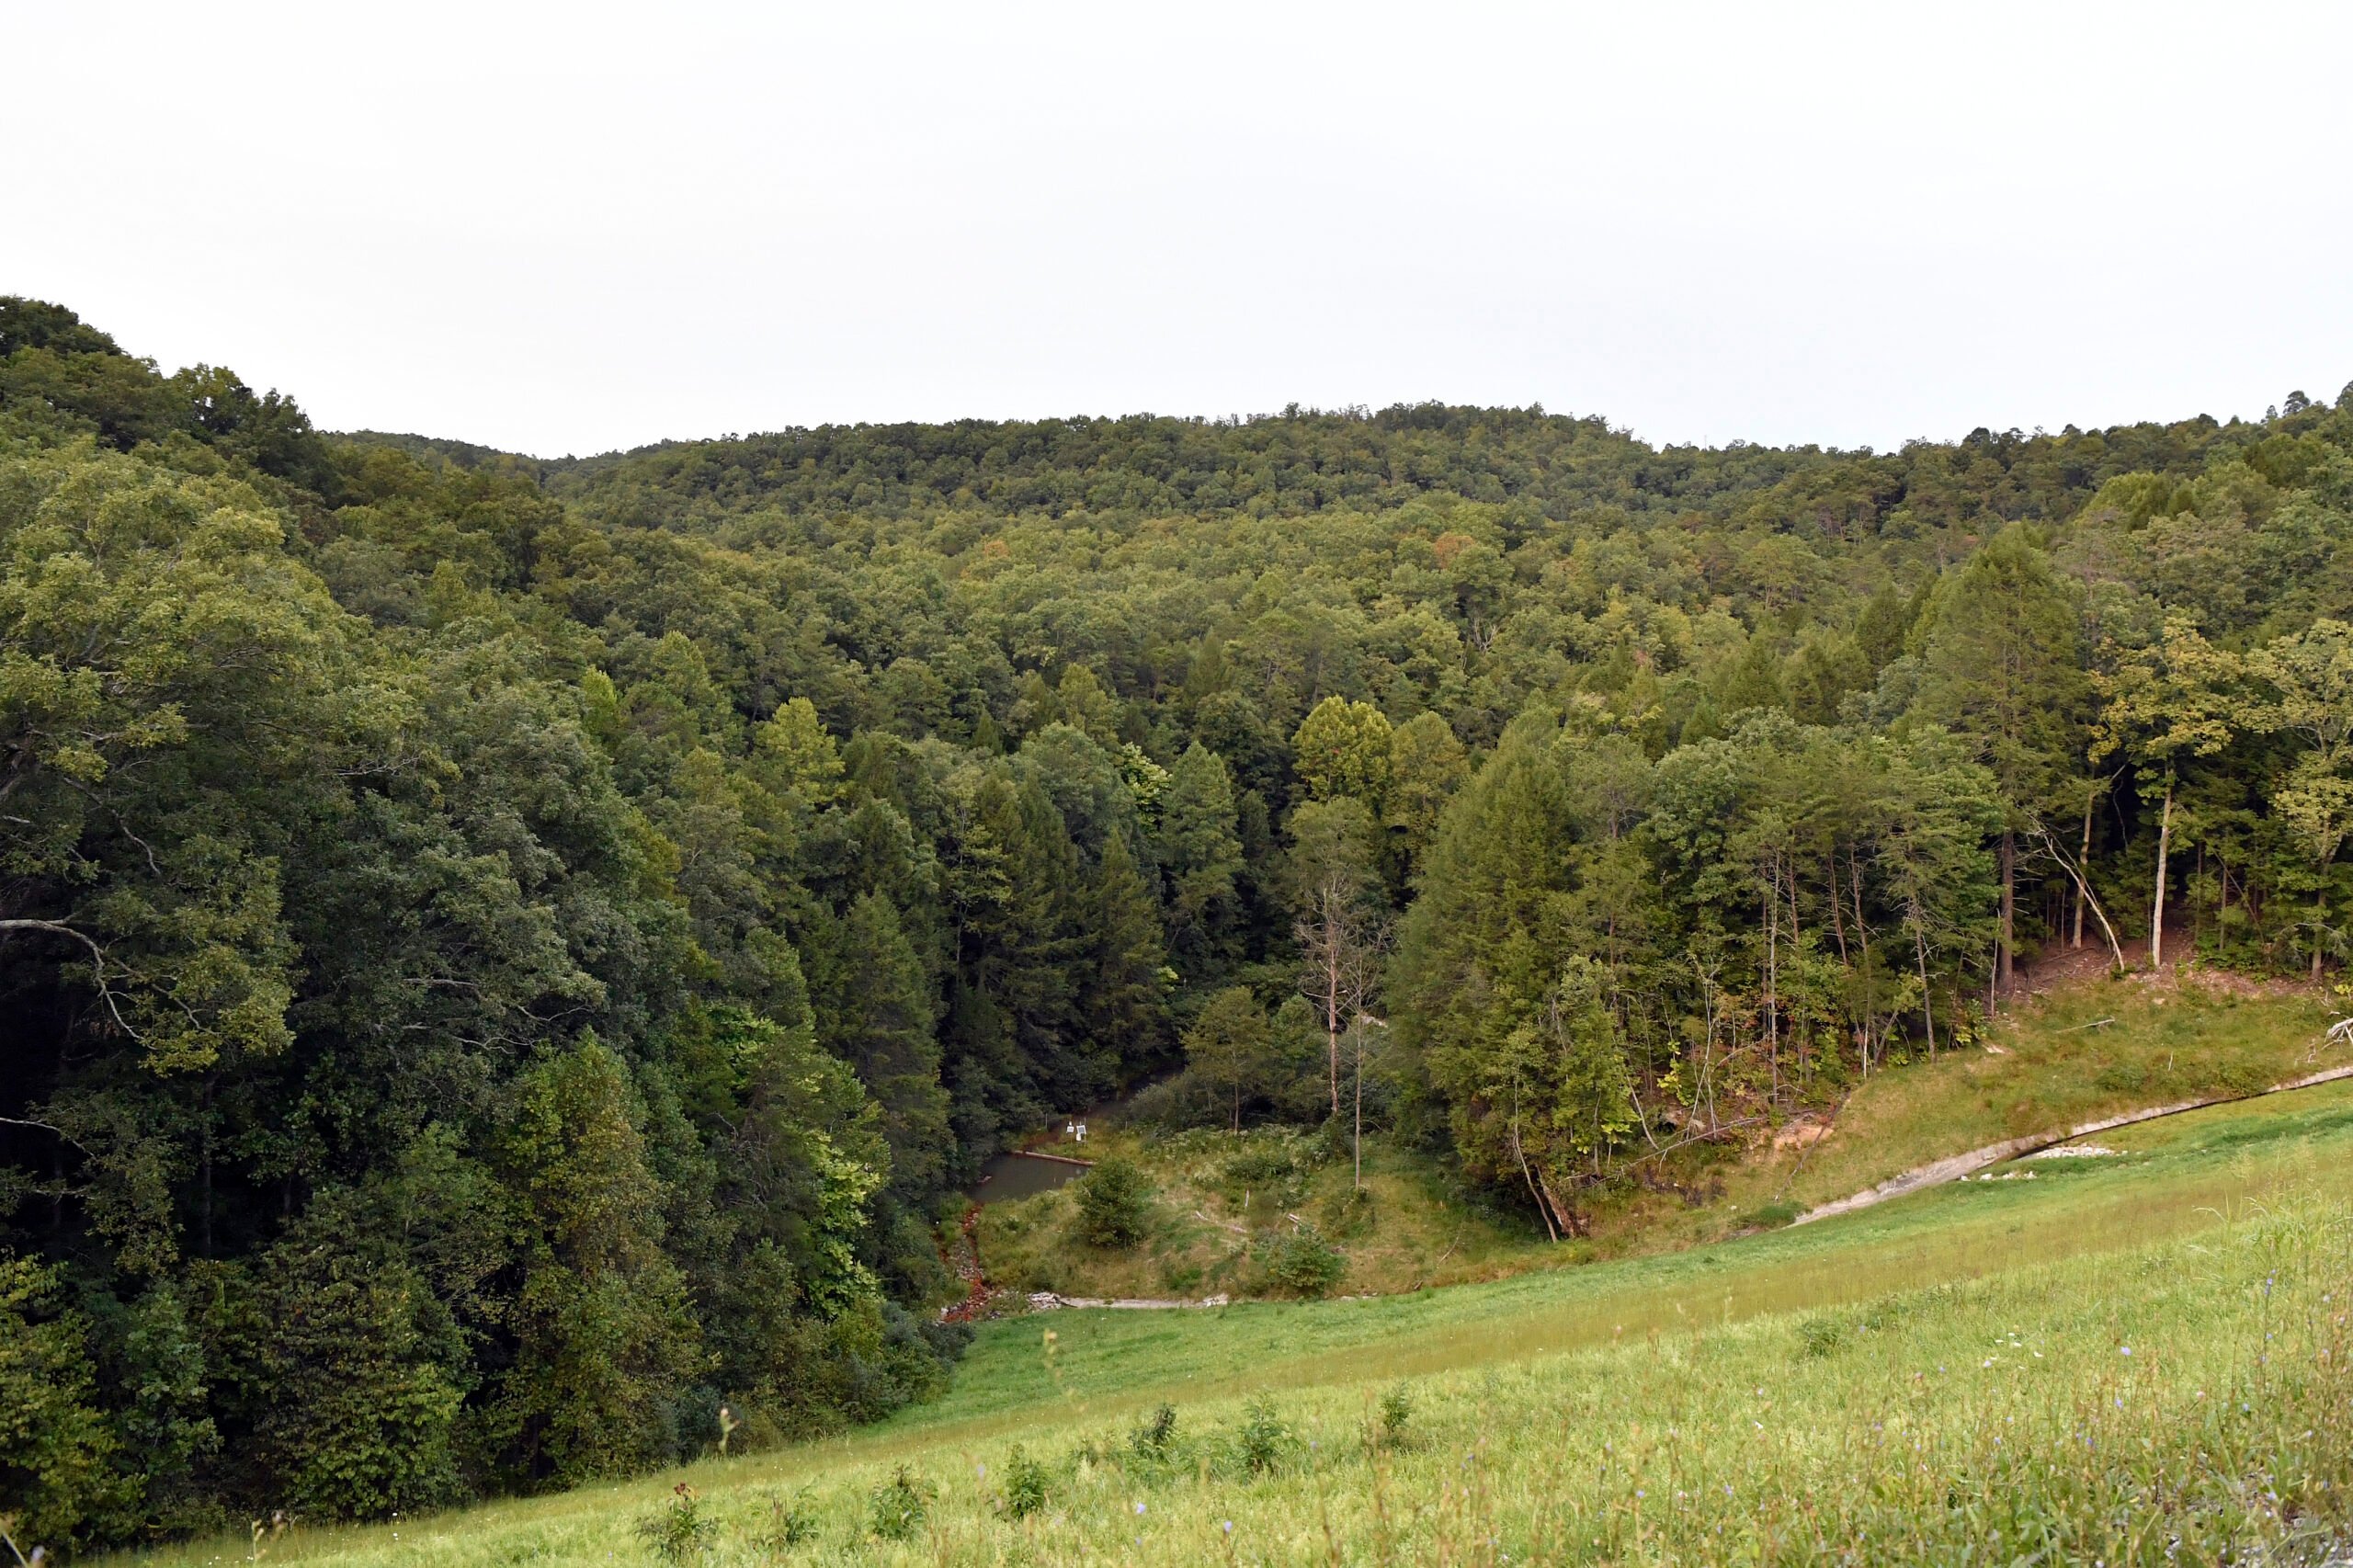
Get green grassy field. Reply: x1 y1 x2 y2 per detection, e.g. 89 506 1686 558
140 1073 2353 1567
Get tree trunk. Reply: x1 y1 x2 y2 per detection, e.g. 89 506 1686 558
1535 1170 1587 1239
2150 774 2175 969
1352 1029 1364 1189
1510 1108 1558 1244
1997 829 2016 993
1324 917 1341 1116
2314 844 2336 982
1914 915 1937 1058
2074 788 2095 949
1850 848 1873 1076
1826 846 1849 966
1763 870 1779 1086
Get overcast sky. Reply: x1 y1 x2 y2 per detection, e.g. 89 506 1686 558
8 2 2350 458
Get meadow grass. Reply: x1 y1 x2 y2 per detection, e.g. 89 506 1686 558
136 1075 2353 1567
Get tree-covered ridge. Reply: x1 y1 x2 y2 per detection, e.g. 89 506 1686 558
5 291 2353 1551
544 399 2241 537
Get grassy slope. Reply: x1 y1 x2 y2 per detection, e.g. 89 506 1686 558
1749 972 2342 1211
142 1074 2353 1568
981 976 2346 1304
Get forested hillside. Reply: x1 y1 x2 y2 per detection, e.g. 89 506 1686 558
6 293 2352 1550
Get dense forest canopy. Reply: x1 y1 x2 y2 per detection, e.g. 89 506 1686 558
6 293 2352 1549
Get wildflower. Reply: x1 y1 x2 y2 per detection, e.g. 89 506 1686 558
2120 1346 2131 1357
1222 1520 1233 1534
1134 1502 1146 1516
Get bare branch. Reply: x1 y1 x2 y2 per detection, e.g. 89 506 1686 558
0 1114 94 1156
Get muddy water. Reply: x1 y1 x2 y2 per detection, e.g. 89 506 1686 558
969 1150 1087 1205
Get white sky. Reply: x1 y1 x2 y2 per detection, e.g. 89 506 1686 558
7 2 2350 459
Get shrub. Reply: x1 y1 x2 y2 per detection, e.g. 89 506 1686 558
2096 1061 2149 1094
1222 1142 1299 1187
1131 1403 1178 1458
0 1256 134 1552
1219 1140 1310 1210
996 1446 1048 1520
868 1466 931 1541
1377 1384 1414 1446
1259 1224 1347 1296
636 1484 713 1563
1234 1398 1290 1474
1797 1314 1847 1359
1073 1158 1153 1248
748 1489 817 1554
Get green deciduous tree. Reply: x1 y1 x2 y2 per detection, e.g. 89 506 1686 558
2091 616 2244 968
1292 697 1393 808
1382 711 1469 889
495 1039 709 1486
1183 985 1276 1132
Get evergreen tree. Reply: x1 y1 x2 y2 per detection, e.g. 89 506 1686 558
1392 714 1583 1160
1152 742 1245 963
1915 525 2087 989
823 893 951 1199
1084 833 1166 1080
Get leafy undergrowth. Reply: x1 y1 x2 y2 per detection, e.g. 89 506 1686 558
975 1125 1534 1301
979 976 2348 1305
131 1078 2353 1567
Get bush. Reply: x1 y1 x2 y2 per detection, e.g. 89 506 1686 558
1073 1158 1153 1248
1234 1398 1290 1474
1123 1074 1221 1131
1259 1224 1347 1296
636 1484 714 1563
1131 1403 1178 1458
749 1489 818 1552
868 1466 932 1541
1222 1142 1300 1187
0 1257 134 1552
1377 1384 1414 1446
2095 1059 2149 1094
1218 1135 1315 1210
996 1446 1048 1520
1797 1314 1847 1359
